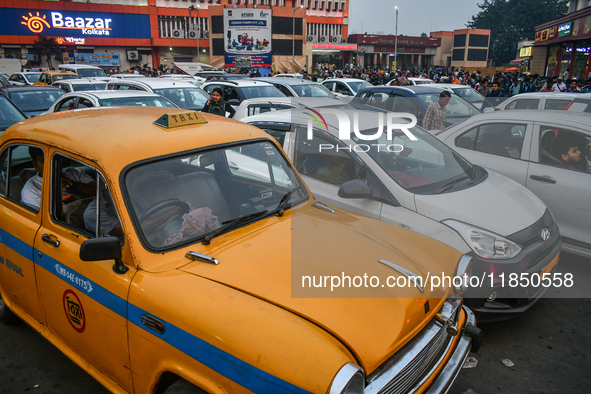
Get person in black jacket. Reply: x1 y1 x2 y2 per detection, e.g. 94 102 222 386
202 88 236 118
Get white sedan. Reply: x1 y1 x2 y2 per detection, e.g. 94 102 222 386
43 90 178 114
436 110 591 258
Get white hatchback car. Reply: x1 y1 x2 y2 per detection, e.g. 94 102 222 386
242 108 562 319
436 110 591 258
52 78 108 93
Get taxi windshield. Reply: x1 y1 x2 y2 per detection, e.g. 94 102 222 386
350 125 478 194
124 140 308 250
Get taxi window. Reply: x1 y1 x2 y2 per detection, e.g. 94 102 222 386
0 144 45 212
504 98 539 110
51 154 124 242
545 99 572 110
457 123 526 158
539 127 591 172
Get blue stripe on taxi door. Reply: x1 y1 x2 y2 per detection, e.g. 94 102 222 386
0 229 313 394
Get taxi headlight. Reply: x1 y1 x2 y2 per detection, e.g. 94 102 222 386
443 220 521 260
328 363 365 394
454 255 473 294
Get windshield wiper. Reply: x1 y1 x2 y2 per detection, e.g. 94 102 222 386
271 186 302 217
202 210 268 245
434 176 469 194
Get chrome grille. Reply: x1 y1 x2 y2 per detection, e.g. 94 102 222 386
365 297 462 394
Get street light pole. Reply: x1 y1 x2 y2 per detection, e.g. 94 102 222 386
292 5 303 73
190 5 201 63
394 6 398 72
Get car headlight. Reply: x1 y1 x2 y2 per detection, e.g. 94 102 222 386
443 220 521 260
328 363 365 394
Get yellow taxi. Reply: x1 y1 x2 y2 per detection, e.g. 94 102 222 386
0 107 481 394
34 70 80 86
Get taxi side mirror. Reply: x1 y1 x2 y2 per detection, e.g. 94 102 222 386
80 237 128 274
338 180 373 199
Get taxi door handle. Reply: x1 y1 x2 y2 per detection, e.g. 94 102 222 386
42 234 60 247
530 175 556 184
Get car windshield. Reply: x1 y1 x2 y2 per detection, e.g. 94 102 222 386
72 83 107 91
124 140 308 250
53 75 80 81
0 96 26 130
77 69 107 78
350 124 477 194
238 86 286 99
25 73 41 83
451 87 484 104
98 97 178 107
8 89 65 111
416 93 481 117
348 81 372 93
153 88 209 110
291 84 334 97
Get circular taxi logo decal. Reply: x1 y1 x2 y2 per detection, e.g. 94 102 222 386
63 289 86 333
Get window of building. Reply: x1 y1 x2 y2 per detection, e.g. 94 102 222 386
454 34 466 47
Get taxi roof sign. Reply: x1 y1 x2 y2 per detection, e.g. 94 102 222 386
154 111 207 128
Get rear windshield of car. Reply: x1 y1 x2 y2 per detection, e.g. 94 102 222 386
348 81 372 93
154 87 209 110
290 84 334 97
24 74 41 83
416 93 481 117
98 97 178 108
238 86 286 99
53 75 80 81
8 89 64 111
451 87 484 103
0 96 26 131
351 123 480 195
72 83 107 91
76 69 107 78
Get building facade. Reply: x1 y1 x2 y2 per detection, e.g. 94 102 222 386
431 29 491 70
0 0 350 73
532 0 591 79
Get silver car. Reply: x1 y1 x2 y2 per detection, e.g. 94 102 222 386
436 110 591 258
494 92 581 111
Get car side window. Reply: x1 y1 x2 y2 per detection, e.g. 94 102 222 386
57 97 77 112
539 126 590 172
457 123 526 158
247 103 291 117
505 99 540 110
545 99 571 110
362 92 390 110
250 123 291 146
391 95 422 118
224 87 239 102
9 74 18 82
78 99 93 108
51 153 125 242
0 144 45 212
294 127 365 186
323 81 335 91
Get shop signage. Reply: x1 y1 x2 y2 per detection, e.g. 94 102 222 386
224 9 272 68
535 31 541 42
0 8 151 39
519 47 533 57
541 29 549 41
56 37 86 45
62 52 121 66
312 44 357 50
558 22 572 37
549 26 557 39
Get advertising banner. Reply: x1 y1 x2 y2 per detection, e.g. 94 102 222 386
224 8 272 68
0 8 151 39
62 52 121 67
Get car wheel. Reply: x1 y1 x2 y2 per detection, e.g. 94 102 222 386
163 379 208 394
0 292 20 325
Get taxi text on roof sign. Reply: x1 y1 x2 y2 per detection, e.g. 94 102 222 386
154 112 208 129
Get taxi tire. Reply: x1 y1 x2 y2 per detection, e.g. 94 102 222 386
164 379 208 394
0 293 20 325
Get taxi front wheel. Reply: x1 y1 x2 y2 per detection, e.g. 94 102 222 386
163 379 208 394
0 293 20 325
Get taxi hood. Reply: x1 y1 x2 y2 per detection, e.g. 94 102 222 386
178 204 461 373
414 170 547 236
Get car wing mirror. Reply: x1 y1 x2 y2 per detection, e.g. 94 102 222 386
338 179 373 199
228 99 240 106
80 236 128 274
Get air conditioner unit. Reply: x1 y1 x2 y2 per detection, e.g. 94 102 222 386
188 30 199 39
126 50 141 61
319 36 328 43
204 31 210 39
341 37 348 44
172 29 185 39
307 35 317 43
330 35 341 44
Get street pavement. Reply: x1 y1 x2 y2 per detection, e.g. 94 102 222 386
1 252 589 394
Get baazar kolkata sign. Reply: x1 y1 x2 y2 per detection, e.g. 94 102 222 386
0 8 151 39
